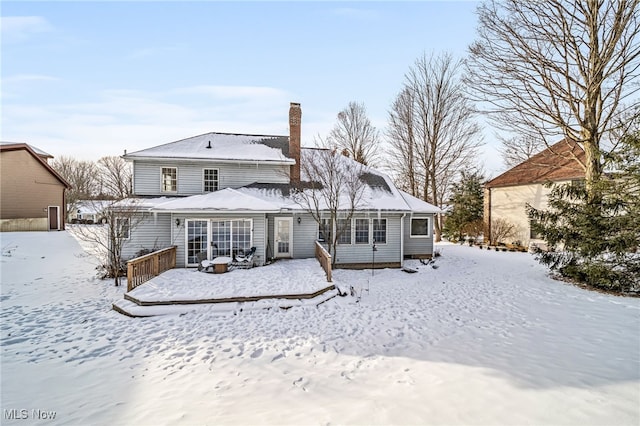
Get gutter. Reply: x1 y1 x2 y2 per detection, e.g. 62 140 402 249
123 156 295 166
400 213 406 267
150 209 282 214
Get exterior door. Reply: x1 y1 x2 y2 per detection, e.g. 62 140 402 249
48 206 59 230
274 217 293 258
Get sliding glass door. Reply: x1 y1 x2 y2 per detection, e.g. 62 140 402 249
186 218 252 265
187 220 208 264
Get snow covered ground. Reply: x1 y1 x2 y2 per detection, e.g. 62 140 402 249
1 231 639 425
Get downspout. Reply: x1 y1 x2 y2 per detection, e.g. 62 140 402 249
400 213 406 267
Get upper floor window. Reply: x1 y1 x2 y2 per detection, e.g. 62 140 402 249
203 169 219 192
410 218 430 237
373 218 387 244
161 167 177 192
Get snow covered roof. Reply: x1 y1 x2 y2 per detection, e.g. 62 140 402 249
0 141 53 158
398 191 442 214
71 200 114 214
123 132 295 164
152 188 282 212
121 148 442 215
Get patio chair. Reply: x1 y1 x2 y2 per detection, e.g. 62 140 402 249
196 251 214 273
230 247 256 270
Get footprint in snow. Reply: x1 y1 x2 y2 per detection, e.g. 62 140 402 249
250 348 263 359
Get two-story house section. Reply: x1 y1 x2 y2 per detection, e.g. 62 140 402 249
120 103 441 269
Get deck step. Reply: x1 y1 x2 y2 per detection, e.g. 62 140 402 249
113 288 340 317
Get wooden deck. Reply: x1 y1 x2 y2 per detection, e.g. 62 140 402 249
113 284 338 317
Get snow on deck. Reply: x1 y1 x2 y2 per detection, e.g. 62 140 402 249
128 258 331 303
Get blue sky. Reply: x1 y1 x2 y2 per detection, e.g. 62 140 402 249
1 1 503 175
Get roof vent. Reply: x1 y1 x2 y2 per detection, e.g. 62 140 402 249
206 140 212 149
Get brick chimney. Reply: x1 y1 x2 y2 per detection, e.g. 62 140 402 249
289 102 301 184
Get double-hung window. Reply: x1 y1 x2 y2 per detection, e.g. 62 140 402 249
337 219 352 245
203 169 219 192
161 167 177 193
115 217 130 240
373 218 387 244
410 218 430 237
318 219 332 243
355 219 369 244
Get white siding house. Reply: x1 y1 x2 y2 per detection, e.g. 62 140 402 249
118 103 441 268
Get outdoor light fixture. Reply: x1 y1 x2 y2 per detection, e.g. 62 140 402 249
175 218 181 227
297 216 301 225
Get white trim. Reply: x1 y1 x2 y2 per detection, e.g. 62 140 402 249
400 213 406 266
354 218 370 245
152 209 280 214
115 217 131 240
160 166 178 193
409 216 431 238
184 218 254 266
125 155 295 166
202 167 219 193
372 218 388 245
274 217 293 258
184 218 208 266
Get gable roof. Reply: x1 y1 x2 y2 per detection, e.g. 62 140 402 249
0 143 71 189
0 141 53 159
123 132 295 165
485 138 586 189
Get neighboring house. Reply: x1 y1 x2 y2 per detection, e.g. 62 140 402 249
484 138 586 246
0 142 71 232
68 200 111 224
119 103 441 269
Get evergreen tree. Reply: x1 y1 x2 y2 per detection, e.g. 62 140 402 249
443 171 485 243
527 125 640 293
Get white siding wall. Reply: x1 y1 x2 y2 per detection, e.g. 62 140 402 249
291 213 317 259
271 212 404 266
403 214 435 257
133 160 290 196
121 213 172 260
331 214 402 266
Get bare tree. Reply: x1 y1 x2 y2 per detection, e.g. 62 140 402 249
51 156 98 218
292 147 367 266
387 52 483 241
69 199 145 286
489 218 517 246
466 0 640 198
320 101 381 167
97 156 132 199
498 134 547 169
387 88 420 196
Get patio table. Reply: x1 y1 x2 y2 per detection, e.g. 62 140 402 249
210 256 232 274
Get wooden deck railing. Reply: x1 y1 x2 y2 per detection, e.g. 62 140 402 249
127 246 177 292
315 241 332 282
